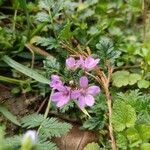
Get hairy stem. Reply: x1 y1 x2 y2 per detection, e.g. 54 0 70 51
105 87 117 150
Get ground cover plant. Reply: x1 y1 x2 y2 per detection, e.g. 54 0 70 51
0 0 150 150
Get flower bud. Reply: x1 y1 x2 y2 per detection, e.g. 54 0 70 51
22 130 37 150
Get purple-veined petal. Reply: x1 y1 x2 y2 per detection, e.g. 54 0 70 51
56 96 70 107
50 75 63 90
78 56 85 68
84 57 100 71
66 57 76 70
51 92 63 102
87 86 100 95
80 76 88 88
84 94 95 106
51 75 60 80
71 89 81 99
78 96 86 108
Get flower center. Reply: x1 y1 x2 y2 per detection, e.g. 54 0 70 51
80 88 87 96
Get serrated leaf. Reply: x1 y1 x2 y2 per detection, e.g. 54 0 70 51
60 101 75 113
83 142 100 150
126 127 141 144
112 71 129 87
0 106 21 126
36 12 49 22
112 101 136 131
136 124 150 142
96 37 121 65
43 57 60 71
36 141 57 150
21 113 44 128
58 22 72 40
138 80 150 89
112 71 141 87
40 117 72 137
116 133 128 149
5 135 22 148
21 114 72 138
129 73 141 85
32 36 58 50
38 0 54 11
2 55 50 84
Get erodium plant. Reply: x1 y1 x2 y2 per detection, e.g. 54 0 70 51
50 53 117 150
50 56 100 108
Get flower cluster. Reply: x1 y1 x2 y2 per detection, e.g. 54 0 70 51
66 56 100 71
50 56 100 108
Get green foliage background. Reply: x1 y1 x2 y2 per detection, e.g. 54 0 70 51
0 0 150 149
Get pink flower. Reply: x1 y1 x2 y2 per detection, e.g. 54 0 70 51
50 75 63 90
71 76 100 108
79 56 100 71
66 57 80 71
51 86 71 107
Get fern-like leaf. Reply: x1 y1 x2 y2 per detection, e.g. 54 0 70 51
21 113 45 128
96 37 121 65
5 135 22 150
112 101 136 132
21 113 72 138
40 117 72 137
35 141 57 150
34 37 58 50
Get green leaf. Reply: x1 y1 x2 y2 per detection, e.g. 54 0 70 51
21 114 72 138
141 143 150 150
40 117 72 137
0 106 21 126
36 12 49 22
126 127 141 144
112 71 141 87
112 71 129 87
2 55 50 84
32 36 58 50
35 141 57 150
129 73 141 85
116 133 127 149
5 135 22 149
136 124 150 142
112 101 136 131
96 37 121 65
83 142 100 150
38 0 54 11
21 113 44 128
58 22 72 40
138 80 150 89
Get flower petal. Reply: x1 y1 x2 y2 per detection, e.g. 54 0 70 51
50 75 63 90
84 95 95 106
56 96 70 107
84 57 100 71
80 76 88 88
51 75 60 80
51 92 63 102
78 56 85 68
87 86 100 95
71 90 81 99
66 57 76 70
78 96 86 108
